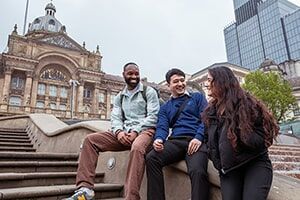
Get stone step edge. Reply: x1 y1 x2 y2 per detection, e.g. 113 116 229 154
0 152 78 160
0 183 123 199
0 172 104 181
0 161 78 167
0 142 33 147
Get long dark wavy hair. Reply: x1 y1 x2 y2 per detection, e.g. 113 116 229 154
202 66 279 149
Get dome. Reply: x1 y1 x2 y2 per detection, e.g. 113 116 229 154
28 2 65 33
259 58 277 69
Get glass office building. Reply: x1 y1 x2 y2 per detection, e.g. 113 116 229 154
224 0 300 70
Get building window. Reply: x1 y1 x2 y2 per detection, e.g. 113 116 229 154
60 87 68 98
49 85 57 97
50 103 56 110
9 96 21 106
11 77 25 89
38 83 46 95
98 93 105 103
36 101 45 108
59 104 66 111
84 87 92 98
110 93 116 105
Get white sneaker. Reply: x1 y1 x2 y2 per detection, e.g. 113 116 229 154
63 187 95 200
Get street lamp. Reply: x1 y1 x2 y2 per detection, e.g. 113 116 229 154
69 79 79 119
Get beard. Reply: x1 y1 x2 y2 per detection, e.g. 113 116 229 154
124 77 140 89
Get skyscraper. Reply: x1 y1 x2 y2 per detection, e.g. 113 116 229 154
224 0 300 70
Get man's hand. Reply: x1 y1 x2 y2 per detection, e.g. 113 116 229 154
153 139 164 152
127 131 138 142
188 138 202 155
117 131 131 146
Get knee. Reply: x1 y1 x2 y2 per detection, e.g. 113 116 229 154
146 151 162 167
131 141 147 154
188 166 208 178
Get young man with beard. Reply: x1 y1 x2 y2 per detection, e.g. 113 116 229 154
146 68 209 200
65 62 160 200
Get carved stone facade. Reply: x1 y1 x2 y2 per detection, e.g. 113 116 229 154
0 3 125 120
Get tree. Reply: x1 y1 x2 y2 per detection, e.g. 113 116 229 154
243 70 296 122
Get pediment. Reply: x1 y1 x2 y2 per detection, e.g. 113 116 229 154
38 34 84 51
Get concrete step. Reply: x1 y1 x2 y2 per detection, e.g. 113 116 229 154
269 149 300 157
0 152 78 161
0 183 123 200
272 161 300 171
274 170 300 179
0 161 78 173
0 142 33 147
0 135 29 140
0 146 35 152
0 128 26 133
0 138 31 143
270 155 300 162
0 172 104 189
0 132 28 136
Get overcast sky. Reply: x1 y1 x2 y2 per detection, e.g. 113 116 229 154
1 0 299 83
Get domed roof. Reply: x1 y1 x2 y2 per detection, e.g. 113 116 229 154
259 58 277 69
28 1 65 33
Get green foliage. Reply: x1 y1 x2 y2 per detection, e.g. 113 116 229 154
242 71 296 122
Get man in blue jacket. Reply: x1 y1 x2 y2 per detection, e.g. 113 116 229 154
146 68 209 200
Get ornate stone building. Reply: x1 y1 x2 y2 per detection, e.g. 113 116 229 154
0 2 125 120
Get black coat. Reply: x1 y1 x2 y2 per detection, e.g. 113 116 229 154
205 107 268 174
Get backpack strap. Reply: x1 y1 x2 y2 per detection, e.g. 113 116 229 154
169 95 190 128
120 85 148 121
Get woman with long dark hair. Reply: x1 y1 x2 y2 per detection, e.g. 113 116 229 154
202 66 279 200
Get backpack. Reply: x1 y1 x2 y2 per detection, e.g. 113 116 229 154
120 85 164 120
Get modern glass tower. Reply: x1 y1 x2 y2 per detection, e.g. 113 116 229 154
224 0 300 70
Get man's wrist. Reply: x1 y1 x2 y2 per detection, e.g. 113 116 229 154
155 138 163 143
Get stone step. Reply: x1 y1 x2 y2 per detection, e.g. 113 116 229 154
272 161 300 171
0 128 26 133
0 146 35 152
270 145 300 151
0 152 78 161
270 155 300 162
274 170 300 179
0 172 104 189
269 149 300 157
0 135 29 140
0 132 28 136
0 183 123 200
0 161 78 173
0 138 31 143
0 142 33 147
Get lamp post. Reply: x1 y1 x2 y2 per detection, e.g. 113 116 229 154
69 79 79 119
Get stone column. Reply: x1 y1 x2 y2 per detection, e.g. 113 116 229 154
106 90 111 119
0 67 12 111
30 76 39 108
77 80 84 113
92 85 99 114
23 71 33 112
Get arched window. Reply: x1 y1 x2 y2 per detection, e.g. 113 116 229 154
9 96 21 106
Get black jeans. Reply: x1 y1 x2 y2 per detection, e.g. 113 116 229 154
220 154 273 200
146 138 209 200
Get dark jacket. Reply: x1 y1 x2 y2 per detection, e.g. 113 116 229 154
205 107 268 174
